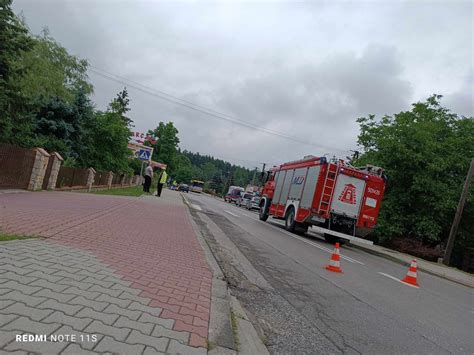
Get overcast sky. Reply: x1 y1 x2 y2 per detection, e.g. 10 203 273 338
13 0 473 168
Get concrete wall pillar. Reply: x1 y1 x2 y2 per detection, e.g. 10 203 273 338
46 152 64 190
27 148 51 191
87 168 96 192
107 171 114 189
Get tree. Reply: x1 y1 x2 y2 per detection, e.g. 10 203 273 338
109 88 132 127
203 162 217 181
147 122 180 171
80 90 133 173
354 95 474 259
16 29 92 105
0 0 34 143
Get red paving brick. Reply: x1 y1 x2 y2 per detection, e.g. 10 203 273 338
0 191 212 347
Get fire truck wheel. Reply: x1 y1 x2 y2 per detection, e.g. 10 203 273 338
285 207 296 232
259 200 269 221
295 223 309 235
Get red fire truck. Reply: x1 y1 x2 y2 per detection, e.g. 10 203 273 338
259 156 386 244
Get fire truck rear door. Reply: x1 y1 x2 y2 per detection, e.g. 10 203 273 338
330 174 366 219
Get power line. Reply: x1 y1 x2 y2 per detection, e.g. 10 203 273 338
88 66 351 154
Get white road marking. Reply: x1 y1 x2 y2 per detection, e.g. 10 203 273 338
378 272 420 288
225 210 240 217
241 214 364 265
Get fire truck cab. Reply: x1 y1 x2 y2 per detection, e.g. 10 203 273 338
259 156 386 245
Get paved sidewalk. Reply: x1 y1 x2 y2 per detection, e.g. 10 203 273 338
349 242 474 288
0 190 212 354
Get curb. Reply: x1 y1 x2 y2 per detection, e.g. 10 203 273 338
348 243 474 288
181 193 269 354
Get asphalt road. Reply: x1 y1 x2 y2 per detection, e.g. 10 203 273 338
184 192 473 355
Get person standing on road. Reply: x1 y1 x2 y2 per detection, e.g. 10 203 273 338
157 167 168 197
143 162 153 193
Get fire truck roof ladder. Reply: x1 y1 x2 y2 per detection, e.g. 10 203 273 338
319 163 340 216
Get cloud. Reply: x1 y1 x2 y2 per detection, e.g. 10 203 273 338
12 0 473 168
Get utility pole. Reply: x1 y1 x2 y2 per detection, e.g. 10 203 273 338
251 167 257 186
260 163 266 187
443 159 474 266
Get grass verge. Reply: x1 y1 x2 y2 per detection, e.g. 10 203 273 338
91 186 152 197
0 233 38 242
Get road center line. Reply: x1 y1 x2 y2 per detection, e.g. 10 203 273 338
225 210 240 217
242 214 364 264
378 272 419 288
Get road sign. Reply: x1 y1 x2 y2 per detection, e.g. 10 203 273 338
138 149 151 161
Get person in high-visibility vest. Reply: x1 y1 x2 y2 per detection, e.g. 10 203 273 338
157 168 168 197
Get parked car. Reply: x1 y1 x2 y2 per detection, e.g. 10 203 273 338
237 192 254 207
224 186 244 203
246 194 261 210
178 184 189 193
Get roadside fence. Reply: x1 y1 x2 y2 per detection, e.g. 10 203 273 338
0 143 140 192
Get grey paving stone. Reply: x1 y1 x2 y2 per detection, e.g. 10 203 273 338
103 304 141 321
143 346 165 355
0 313 19 327
138 312 174 329
69 296 108 312
1 302 53 321
75 269 108 279
29 279 70 293
37 299 84 316
125 330 169 352
22 264 55 275
166 339 207 355
0 291 46 307
151 324 190 343
42 311 93 331
75 307 119 325
4 335 68 354
2 316 61 335
88 284 122 297
0 259 29 268
1 350 29 355
60 343 100 354
0 264 35 275
94 336 144 355
128 301 163 318
21 258 54 268
110 283 141 295
27 270 64 283
81 277 114 288
33 288 76 303
103 277 132 287
0 271 36 285
53 270 87 282
56 279 93 291
113 316 154 335
0 281 42 295
50 325 99 351
0 299 16 309
95 293 131 309
62 286 101 300
47 264 82 274
118 291 150 305
84 320 131 342
0 330 18 348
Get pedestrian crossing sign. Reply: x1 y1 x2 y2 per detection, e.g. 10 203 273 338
138 149 151 161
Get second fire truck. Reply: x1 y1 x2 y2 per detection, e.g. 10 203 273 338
259 156 386 244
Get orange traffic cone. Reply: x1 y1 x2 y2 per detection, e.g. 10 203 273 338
401 259 420 288
325 243 343 273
